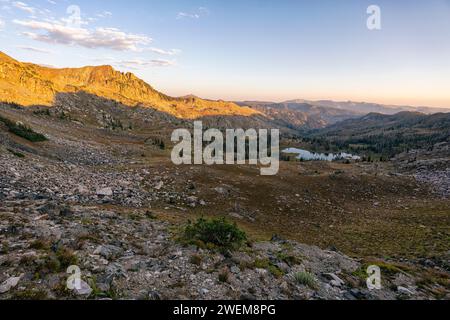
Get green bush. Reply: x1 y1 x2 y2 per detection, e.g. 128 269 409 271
0 115 47 142
7 148 25 158
182 217 247 251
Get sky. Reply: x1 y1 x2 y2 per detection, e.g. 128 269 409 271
0 0 449 108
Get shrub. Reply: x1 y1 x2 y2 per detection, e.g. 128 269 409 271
29 239 51 250
7 148 25 158
56 247 78 269
218 268 230 283
293 271 317 289
182 217 247 251
0 115 47 142
189 254 203 266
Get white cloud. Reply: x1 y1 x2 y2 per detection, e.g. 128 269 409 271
120 58 175 67
147 47 181 56
13 1 36 14
0 18 4 30
47 0 56 5
14 19 152 51
92 56 176 69
177 12 200 19
177 7 209 20
96 11 112 19
16 45 54 54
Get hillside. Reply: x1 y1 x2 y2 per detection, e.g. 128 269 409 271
240 101 360 129
0 52 258 119
1 103 449 300
305 112 450 157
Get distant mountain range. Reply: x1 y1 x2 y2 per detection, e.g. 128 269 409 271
240 99 450 117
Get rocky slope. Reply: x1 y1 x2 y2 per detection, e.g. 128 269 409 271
0 104 448 300
0 51 258 119
239 101 360 129
0 153 433 300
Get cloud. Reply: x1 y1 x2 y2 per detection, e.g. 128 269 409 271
14 19 152 51
96 11 112 19
92 56 176 69
47 0 56 4
147 47 181 56
16 45 54 54
116 58 176 69
12 1 36 14
177 7 209 20
0 18 4 30
177 12 200 19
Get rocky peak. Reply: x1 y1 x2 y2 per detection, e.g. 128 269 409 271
0 51 259 119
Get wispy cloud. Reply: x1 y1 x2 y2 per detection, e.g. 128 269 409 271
92 56 176 69
0 18 4 30
16 45 54 54
14 19 152 51
96 11 112 19
177 7 209 20
12 1 36 14
147 47 181 56
117 58 176 68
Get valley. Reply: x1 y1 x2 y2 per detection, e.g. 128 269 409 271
0 52 449 300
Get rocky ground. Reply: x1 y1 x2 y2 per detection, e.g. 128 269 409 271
0 105 449 300
0 193 435 300
394 142 450 198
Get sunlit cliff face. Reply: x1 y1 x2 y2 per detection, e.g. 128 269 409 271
0 52 260 120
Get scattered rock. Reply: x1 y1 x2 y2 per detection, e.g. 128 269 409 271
74 280 93 296
0 276 22 294
96 187 113 197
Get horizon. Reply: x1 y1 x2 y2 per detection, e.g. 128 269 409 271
1 0 449 108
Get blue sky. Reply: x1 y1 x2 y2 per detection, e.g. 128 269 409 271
0 0 449 107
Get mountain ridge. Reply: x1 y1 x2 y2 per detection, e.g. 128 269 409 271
0 51 258 119
241 99 450 115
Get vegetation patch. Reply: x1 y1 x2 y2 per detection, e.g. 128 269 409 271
181 217 247 251
7 148 25 158
29 239 51 250
36 247 78 275
293 271 317 289
12 288 49 300
189 253 203 266
0 115 47 142
253 258 285 278
276 251 301 266
218 268 230 283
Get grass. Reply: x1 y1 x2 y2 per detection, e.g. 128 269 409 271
293 271 317 289
0 115 47 142
181 217 247 251
252 258 285 278
12 288 49 300
276 251 301 266
352 260 410 281
36 246 78 275
29 239 51 250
